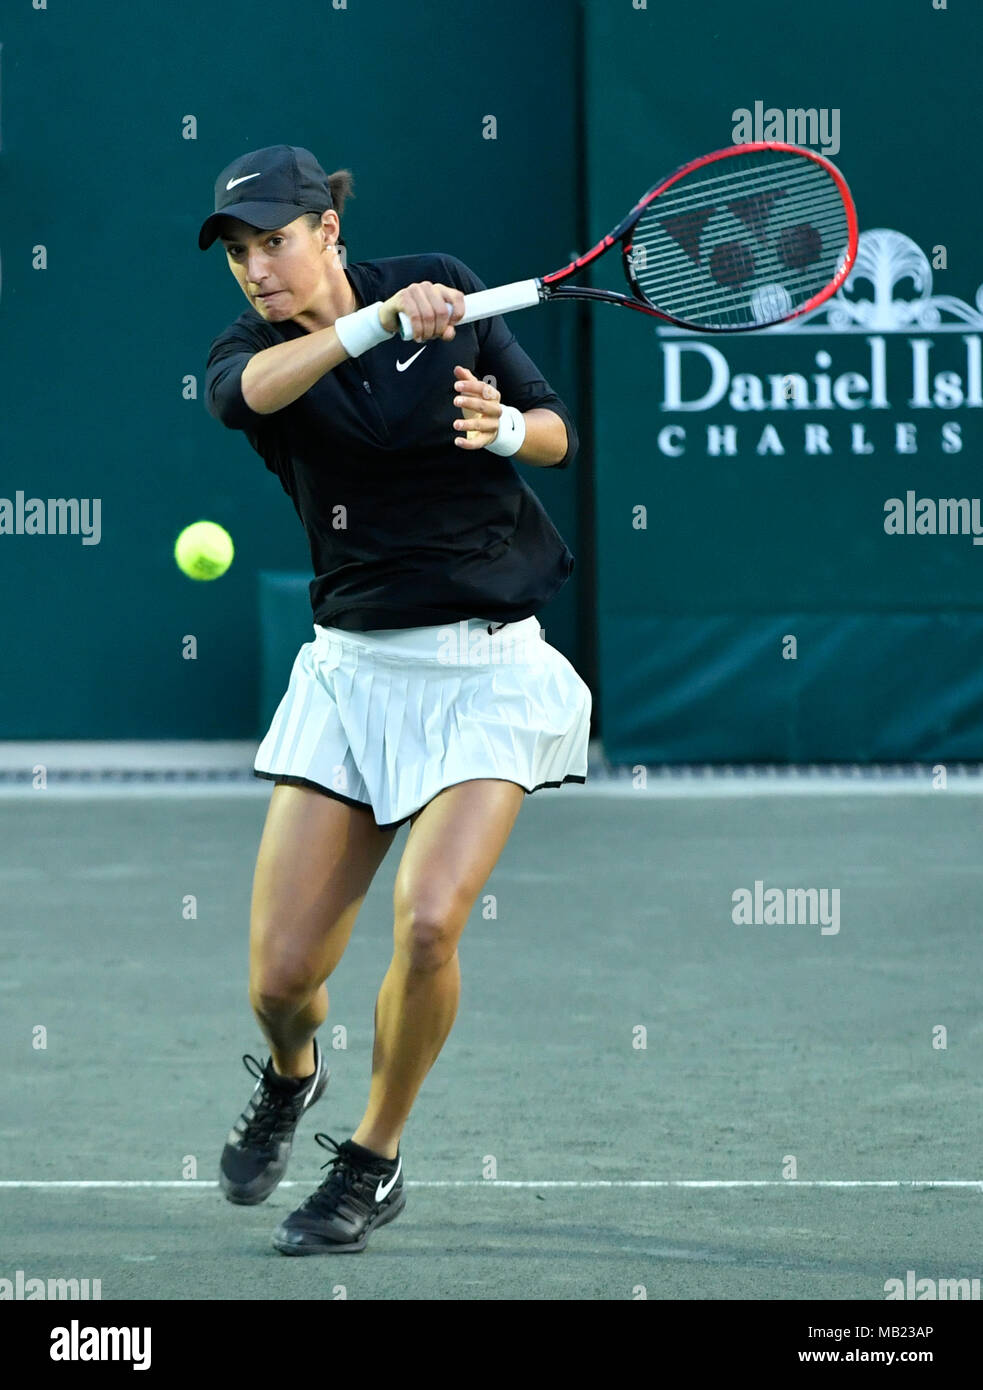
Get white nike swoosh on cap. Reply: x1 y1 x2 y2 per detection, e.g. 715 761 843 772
396 346 428 371
375 1156 402 1203
226 173 262 190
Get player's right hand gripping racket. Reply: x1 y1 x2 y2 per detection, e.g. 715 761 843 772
397 141 858 339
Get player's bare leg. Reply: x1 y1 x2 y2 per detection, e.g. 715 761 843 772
249 785 398 1077
350 779 525 1159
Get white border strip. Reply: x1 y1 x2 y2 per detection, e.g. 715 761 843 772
568 778 983 798
0 741 980 798
1 1180 981 1190
1 779 980 800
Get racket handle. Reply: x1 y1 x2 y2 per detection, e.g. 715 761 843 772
397 279 542 341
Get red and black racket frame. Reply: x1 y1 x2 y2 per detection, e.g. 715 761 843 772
538 141 860 333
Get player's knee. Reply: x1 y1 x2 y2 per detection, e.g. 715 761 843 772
249 959 321 1018
393 899 462 972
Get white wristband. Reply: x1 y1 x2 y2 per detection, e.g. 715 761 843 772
486 404 526 457
333 301 394 358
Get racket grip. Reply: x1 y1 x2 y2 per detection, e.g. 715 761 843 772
397 280 542 341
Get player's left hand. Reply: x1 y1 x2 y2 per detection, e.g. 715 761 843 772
452 365 502 449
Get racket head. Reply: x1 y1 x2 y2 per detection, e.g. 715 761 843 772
618 142 858 332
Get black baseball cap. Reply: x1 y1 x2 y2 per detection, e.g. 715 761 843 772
198 144 335 251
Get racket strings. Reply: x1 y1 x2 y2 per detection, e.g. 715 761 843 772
639 256 847 322
630 153 849 328
635 197 847 273
634 218 849 305
637 265 848 318
641 187 846 243
638 156 824 214
639 172 845 249
635 253 848 324
634 219 850 307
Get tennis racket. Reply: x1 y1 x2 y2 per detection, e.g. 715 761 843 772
397 141 858 340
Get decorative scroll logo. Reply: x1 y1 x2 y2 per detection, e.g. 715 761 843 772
771 228 983 333
652 228 983 456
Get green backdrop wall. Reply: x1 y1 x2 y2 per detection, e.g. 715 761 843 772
585 0 983 762
0 0 582 738
5 0 983 763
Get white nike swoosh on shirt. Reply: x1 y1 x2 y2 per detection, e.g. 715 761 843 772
375 1156 402 1203
226 173 262 190
396 346 428 371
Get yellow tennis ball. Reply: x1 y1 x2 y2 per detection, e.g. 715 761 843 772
174 521 234 581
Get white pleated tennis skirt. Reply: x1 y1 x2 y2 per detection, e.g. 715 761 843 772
254 615 592 829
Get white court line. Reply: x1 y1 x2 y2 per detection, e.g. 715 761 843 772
1 1180 981 1190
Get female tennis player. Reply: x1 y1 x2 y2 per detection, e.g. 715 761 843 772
199 144 591 1255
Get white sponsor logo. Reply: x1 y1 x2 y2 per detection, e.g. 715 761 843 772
302 1048 322 1107
226 173 262 190
655 229 983 459
396 345 428 371
375 1156 402 1203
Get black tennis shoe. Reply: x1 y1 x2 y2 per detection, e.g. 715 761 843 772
219 1040 329 1205
271 1133 405 1254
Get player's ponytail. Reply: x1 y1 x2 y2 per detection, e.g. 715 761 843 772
304 169 354 250
327 169 354 220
